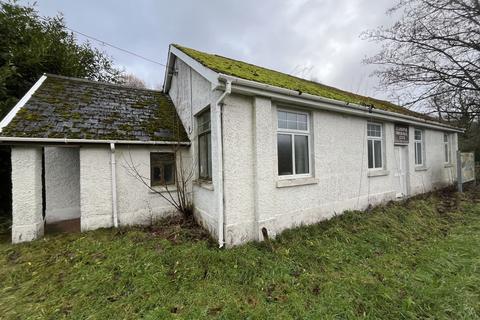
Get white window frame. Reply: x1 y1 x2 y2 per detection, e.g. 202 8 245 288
197 107 212 181
414 129 425 167
444 133 451 164
277 108 312 179
367 122 385 170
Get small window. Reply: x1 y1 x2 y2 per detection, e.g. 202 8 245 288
414 129 424 166
444 133 450 163
151 153 175 186
367 123 384 169
197 108 212 180
277 110 310 176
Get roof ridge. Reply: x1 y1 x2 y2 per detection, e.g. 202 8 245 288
43 73 165 94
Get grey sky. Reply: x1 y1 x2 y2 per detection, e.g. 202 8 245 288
25 0 396 99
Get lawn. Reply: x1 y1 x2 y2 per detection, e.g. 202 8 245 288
0 188 479 319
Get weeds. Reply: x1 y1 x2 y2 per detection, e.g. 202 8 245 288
0 188 479 319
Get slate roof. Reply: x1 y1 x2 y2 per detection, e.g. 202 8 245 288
1 74 188 142
174 44 434 121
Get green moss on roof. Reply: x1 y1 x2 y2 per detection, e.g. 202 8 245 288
1 75 189 142
174 44 429 120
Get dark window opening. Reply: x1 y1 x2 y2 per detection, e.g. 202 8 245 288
150 153 176 186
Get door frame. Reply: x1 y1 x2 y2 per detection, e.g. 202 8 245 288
394 145 410 198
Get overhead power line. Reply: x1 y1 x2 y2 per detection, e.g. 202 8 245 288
0 1 167 67
60 25 168 68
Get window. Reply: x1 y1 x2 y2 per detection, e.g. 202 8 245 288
277 110 310 176
150 153 175 186
197 108 212 180
414 129 424 166
444 133 450 163
367 123 384 169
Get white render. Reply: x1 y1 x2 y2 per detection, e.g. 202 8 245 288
168 57 223 238
164 53 460 247
44 147 80 223
220 95 458 246
79 145 190 231
11 147 44 243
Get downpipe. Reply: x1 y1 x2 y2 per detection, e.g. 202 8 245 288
110 143 118 228
215 80 231 248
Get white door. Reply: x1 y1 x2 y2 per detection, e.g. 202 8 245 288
394 146 409 198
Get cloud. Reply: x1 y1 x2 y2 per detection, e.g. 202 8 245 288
28 0 396 99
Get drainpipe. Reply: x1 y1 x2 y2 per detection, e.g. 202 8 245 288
215 80 231 248
110 143 118 228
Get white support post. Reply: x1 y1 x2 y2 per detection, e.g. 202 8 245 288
457 150 463 193
11 146 44 243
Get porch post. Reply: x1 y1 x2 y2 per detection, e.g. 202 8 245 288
253 97 276 240
11 146 44 243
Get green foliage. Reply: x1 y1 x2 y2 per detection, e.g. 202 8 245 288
459 121 480 161
0 190 479 319
0 0 122 119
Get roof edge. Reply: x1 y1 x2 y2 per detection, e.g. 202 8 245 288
167 44 219 90
218 74 463 133
0 136 191 145
0 74 47 132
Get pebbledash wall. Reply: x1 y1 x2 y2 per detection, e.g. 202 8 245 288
11 144 190 242
220 94 457 246
44 147 80 223
167 57 458 247
79 145 190 230
168 58 224 239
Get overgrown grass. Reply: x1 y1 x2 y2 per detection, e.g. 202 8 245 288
1 189 479 319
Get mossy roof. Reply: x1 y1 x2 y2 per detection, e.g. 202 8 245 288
174 44 431 120
1 74 188 142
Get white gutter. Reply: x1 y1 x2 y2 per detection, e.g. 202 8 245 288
0 74 47 132
110 143 118 228
217 74 463 133
0 137 191 145
215 80 232 248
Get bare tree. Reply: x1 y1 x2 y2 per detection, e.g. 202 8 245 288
362 0 480 123
120 73 147 89
123 144 195 218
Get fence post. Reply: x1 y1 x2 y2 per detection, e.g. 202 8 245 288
457 151 463 193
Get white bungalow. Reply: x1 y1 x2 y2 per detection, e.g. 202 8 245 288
0 45 461 247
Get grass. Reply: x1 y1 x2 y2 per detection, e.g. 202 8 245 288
0 188 479 319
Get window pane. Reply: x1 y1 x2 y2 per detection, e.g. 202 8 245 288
152 166 162 185
287 112 297 130
298 114 307 131
414 130 422 141
294 135 309 174
164 163 175 184
198 110 211 134
374 140 382 168
445 144 449 163
367 123 381 137
416 142 422 165
277 134 293 175
367 139 373 169
444 133 448 142
278 111 287 129
199 134 209 179
207 133 212 178
151 153 175 186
